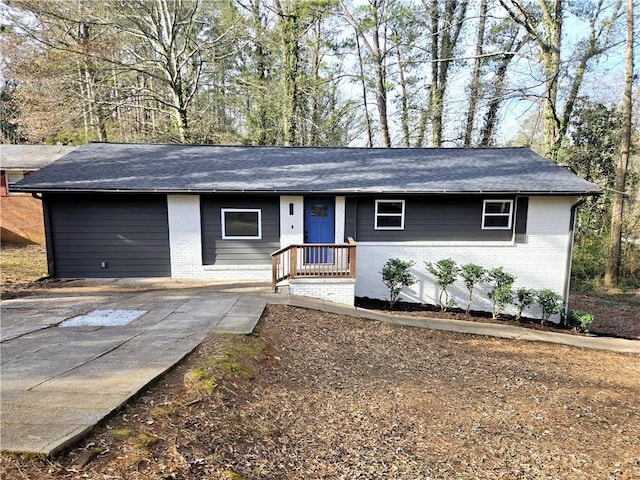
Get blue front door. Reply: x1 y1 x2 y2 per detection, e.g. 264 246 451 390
304 198 335 263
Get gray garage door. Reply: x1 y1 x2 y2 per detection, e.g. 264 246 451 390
46 194 171 278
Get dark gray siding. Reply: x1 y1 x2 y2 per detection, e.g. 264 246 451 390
347 195 515 242
514 197 529 243
45 194 170 277
201 195 280 265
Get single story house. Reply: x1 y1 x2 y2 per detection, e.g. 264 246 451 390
1 145 76 244
14 142 600 318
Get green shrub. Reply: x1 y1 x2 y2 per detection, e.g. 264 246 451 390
567 309 595 333
425 258 459 311
537 289 563 324
381 258 417 309
514 287 536 322
459 263 486 314
572 235 607 286
486 267 516 319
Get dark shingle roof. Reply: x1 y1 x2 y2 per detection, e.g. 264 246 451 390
13 142 601 195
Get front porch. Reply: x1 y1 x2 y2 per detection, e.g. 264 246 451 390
271 239 357 305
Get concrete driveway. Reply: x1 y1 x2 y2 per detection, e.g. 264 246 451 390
2 279 637 456
0 283 268 455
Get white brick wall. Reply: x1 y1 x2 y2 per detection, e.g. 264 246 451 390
167 195 272 282
167 195 201 277
289 278 355 305
280 196 304 247
355 197 576 320
335 196 346 243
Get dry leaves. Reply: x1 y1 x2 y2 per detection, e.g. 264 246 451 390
1 305 639 480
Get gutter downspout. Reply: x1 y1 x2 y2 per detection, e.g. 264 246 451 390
32 192 55 278
563 196 589 321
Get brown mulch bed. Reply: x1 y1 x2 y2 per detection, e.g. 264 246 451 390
356 294 640 340
1 304 639 480
570 292 640 340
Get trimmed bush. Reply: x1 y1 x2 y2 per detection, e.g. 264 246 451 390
567 309 595 333
486 267 516 319
537 289 563 324
460 263 486 314
514 287 536 322
381 258 417 309
425 258 459 311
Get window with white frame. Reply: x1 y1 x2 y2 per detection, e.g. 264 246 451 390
375 200 405 230
482 200 513 229
221 209 262 239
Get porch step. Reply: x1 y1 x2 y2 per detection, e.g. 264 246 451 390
275 281 290 295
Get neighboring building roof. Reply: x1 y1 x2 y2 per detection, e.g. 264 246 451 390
0 145 77 170
13 142 602 195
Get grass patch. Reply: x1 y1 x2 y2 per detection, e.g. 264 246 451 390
208 338 267 380
133 434 160 450
151 406 174 418
184 336 266 395
0 243 47 283
184 366 217 394
107 428 135 438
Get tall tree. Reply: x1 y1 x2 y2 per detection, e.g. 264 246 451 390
0 79 24 143
110 0 216 143
605 0 634 288
463 0 487 147
237 0 280 145
415 0 468 147
499 0 623 159
478 16 529 146
340 0 392 147
2 0 116 143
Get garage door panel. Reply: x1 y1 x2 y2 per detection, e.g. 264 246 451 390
47 194 171 278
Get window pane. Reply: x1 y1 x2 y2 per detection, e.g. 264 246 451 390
484 216 510 227
485 201 511 214
377 201 403 214
377 215 402 227
311 204 329 217
225 212 259 237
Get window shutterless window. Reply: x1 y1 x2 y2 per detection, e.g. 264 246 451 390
221 209 262 239
482 200 513 229
375 200 405 230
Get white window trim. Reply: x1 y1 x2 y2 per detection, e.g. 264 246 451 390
482 199 513 230
221 208 262 240
375 199 405 230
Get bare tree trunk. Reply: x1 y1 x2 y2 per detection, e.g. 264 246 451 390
463 0 486 147
355 31 373 148
341 0 391 147
394 37 410 147
541 0 562 160
275 0 302 146
429 0 440 146
479 34 527 146
309 20 321 146
604 0 633 288
430 0 468 147
77 64 90 140
370 2 391 147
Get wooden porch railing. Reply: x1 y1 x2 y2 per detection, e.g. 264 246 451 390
271 238 356 289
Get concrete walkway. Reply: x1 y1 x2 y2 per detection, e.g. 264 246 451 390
1 285 267 455
280 295 639 354
1 280 637 456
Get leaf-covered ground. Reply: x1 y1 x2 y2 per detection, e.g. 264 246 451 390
2 305 638 480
